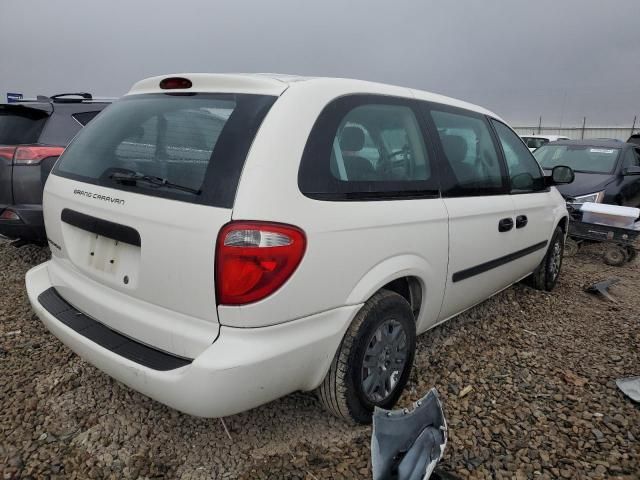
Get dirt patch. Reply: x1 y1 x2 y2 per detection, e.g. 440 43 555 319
1 240 638 479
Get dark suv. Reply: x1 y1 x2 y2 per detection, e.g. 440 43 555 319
0 93 111 244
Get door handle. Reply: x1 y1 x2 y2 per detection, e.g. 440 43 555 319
516 215 528 229
498 217 514 232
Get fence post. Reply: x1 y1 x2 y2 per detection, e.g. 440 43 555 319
581 117 586 139
537 116 542 134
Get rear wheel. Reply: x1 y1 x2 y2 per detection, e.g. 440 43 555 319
625 246 637 263
603 246 628 266
317 289 416 424
526 226 564 291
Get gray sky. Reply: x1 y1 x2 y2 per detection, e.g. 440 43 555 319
1 0 639 127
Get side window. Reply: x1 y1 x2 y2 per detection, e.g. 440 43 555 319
299 96 437 199
491 120 545 192
429 109 504 196
622 148 640 169
72 111 101 126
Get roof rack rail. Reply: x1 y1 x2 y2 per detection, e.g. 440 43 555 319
9 95 115 106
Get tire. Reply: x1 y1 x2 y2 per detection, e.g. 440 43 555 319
526 226 565 291
603 246 628 266
564 237 579 258
317 289 416 424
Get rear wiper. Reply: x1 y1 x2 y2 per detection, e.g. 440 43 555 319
109 171 201 195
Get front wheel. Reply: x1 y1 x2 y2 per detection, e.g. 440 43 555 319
317 289 416 424
526 226 565 291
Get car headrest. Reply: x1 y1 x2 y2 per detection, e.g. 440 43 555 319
440 134 468 163
340 126 365 152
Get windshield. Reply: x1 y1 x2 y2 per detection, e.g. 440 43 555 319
534 144 620 174
54 93 276 207
522 137 549 150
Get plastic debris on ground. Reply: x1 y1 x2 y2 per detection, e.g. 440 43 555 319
584 278 620 302
371 388 448 480
616 376 640 402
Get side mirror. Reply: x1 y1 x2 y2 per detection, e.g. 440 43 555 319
623 165 640 176
545 165 574 186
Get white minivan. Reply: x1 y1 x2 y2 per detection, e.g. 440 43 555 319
25 74 573 424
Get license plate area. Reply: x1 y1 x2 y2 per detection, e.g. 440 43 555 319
60 210 141 289
85 234 140 287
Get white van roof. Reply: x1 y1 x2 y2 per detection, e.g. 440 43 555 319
127 73 501 120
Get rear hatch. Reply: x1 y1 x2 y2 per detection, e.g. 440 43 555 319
0 104 50 206
45 89 277 357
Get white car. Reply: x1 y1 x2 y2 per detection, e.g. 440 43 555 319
521 134 571 152
25 74 573 424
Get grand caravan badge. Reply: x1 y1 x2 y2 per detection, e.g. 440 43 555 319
73 189 126 205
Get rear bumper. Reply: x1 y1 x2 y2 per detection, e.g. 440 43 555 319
0 204 45 242
26 262 359 417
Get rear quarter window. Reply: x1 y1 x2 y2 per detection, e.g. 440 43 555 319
72 111 101 126
299 94 438 200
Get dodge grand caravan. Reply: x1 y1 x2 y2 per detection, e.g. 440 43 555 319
26 74 573 424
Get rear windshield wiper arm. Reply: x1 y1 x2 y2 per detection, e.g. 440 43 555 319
109 171 201 195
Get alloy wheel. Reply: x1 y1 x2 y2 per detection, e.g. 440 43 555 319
361 319 409 403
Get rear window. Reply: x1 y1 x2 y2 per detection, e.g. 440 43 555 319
534 145 620 174
54 93 276 207
522 137 549 150
0 106 48 144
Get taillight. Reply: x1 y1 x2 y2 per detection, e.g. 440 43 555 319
0 146 16 161
0 209 20 220
215 221 306 305
13 146 65 165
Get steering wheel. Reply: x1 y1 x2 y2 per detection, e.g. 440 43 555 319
387 146 414 179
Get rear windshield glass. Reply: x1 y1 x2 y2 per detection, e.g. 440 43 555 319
521 137 549 150
534 145 620 174
54 93 276 207
0 107 48 144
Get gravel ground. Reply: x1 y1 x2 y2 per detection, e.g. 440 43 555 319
1 238 639 479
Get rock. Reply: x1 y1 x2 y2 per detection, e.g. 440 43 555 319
459 385 473 398
2 238 640 478
594 464 607 475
